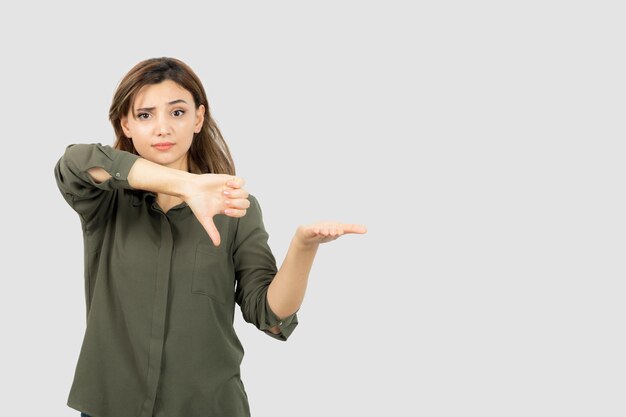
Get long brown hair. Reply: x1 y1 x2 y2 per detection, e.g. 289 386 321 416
109 57 235 175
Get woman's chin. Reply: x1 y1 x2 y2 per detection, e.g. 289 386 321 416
155 154 189 170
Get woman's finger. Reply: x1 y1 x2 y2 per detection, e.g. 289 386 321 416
226 176 245 188
225 208 247 217
223 188 250 199
341 224 367 234
224 197 251 210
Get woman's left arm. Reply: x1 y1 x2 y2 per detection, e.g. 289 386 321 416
266 223 368 334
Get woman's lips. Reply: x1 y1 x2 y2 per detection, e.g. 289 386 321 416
153 143 174 151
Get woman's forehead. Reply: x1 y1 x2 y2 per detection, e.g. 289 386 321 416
133 80 193 107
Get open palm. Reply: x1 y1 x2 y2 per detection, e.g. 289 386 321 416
295 222 368 248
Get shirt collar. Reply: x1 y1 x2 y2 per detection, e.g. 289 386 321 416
129 189 156 207
128 189 189 210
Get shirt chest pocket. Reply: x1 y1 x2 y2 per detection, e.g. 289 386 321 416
191 244 235 305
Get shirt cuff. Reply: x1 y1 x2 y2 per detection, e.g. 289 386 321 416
98 144 141 190
262 303 299 341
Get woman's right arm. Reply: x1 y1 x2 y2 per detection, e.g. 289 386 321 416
87 158 194 199
124 156 250 246
54 142 250 246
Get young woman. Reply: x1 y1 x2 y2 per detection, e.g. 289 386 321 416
55 57 367 417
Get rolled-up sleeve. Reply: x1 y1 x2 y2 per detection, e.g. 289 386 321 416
233 194 299 341
54 143 140 230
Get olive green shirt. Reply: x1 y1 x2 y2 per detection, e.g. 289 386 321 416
54 143 298 417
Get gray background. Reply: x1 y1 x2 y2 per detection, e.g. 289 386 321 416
1 1 624 416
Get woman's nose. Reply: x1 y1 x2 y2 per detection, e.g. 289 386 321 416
156 116 172 136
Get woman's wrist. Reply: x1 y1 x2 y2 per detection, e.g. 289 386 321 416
292 229 320 252
178 171 200 200
128 157 197 198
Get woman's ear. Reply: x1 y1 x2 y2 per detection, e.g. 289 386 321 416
120 115 132 138
194 104 206 133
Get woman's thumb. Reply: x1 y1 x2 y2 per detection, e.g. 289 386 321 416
200 216 221 247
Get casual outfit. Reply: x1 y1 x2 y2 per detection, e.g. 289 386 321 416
54 143 298 417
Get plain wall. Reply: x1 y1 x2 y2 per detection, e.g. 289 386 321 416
1 1 624 416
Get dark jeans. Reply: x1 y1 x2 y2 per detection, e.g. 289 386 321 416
81 413 91 417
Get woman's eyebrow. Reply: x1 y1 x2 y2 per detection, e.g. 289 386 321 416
135 99 188 112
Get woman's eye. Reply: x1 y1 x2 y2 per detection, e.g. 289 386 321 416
137 113 150 120
172 109 185 117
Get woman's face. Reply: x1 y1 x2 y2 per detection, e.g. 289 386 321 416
121 79 205 171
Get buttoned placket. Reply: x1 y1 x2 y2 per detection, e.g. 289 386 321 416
140 201 176 417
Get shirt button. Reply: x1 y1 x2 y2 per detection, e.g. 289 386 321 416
278 321 283 326
115 172 121 178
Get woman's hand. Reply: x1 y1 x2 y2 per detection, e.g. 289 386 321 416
182 174 249 247
294 222 368 250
